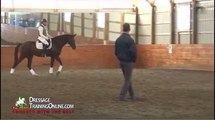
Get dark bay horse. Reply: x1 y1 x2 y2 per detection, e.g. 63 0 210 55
10 34 76 76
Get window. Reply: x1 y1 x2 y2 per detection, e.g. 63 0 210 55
175 0 192 31
176 5 191 31
8 12 40 27
97 12 105 28
1 12 5 23
64 12 71 22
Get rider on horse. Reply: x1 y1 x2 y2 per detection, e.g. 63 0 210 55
38 19 52 57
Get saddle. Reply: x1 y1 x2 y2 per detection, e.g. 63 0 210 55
36 39 52 50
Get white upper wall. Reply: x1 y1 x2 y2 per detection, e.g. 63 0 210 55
1 0 134 13
136 0 171 13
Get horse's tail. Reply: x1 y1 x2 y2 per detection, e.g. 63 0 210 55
14 43 22 65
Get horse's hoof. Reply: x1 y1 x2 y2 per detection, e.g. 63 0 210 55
56 71 60 76
33 74 40 77
10 68 15 74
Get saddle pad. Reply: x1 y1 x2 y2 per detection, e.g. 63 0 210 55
36 39 52 50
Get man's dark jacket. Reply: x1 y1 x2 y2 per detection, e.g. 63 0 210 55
115 33 137 63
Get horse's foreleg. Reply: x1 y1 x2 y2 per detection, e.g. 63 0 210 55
49 57 55 74
27 56 39 76
55 57 63 76
10 55 25 74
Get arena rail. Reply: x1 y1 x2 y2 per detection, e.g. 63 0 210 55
1 44 214 71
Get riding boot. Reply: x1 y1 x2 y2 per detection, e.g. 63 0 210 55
42 48 46 57
42 45 48 57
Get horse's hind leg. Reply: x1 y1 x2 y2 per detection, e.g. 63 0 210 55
10 54 26 74
27 55 39 76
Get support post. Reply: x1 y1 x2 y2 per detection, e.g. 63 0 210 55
47 13 50 30
135 7 139 44
146 0 156 44
170 0 176 44
61 13 64 34
70 13 74 34
81 13 85 36
104 13 109 40
120 13 125 32
57 13 61 35
93 13 96 38
151 5 156 44
192 0 198 44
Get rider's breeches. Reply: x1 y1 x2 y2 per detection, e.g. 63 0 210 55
38 36 49 45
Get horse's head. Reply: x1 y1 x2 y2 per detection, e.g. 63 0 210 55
67 34 76 49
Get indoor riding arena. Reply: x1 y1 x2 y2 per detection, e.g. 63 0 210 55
1 0 214 119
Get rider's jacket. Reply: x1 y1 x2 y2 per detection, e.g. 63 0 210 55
38 24 51 41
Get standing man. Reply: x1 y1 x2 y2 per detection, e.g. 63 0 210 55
37 19 52 57
115 23 137 101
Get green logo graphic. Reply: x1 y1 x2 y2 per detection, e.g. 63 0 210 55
15 97 26 109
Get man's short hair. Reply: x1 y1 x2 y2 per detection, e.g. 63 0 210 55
123 23 130 32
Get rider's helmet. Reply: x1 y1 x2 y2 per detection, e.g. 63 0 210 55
41 19 48 26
